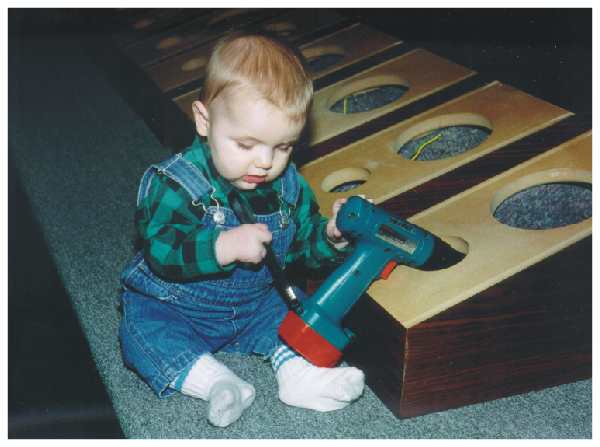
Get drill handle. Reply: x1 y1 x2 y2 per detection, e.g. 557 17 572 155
309 241 393 322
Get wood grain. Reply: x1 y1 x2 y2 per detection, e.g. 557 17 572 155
345 235 591 418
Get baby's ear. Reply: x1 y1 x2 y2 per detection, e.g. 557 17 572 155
192 101 210 136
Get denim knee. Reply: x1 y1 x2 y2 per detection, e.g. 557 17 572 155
119 291 216 397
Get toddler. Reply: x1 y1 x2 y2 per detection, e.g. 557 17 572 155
119 32 364 427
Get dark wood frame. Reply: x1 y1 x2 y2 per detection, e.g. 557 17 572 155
345 236 591 418
83 8 592 419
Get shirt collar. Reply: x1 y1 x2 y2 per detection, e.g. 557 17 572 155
188 136 281 201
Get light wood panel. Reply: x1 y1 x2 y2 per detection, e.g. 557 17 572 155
123 9 281 67
301 81 572 215
368 131 592 328
146 9 349 93
307 48 475 145
172 23 403 120
110 9 213 48
299 23 402 80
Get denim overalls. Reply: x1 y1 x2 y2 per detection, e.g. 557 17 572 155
119 153 304 397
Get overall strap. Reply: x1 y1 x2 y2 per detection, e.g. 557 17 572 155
136 153 214 206
279 162 301 206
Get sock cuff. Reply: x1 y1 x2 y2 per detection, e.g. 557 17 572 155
271 345 297 372
170 353 235 399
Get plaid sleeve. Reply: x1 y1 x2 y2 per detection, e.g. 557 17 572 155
285 175 349 271
136 173 235 281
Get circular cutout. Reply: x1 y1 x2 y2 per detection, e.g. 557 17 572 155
398 125 491 161
493 181 592 230
181 56 208 72
302 45 346 73
133 18 154 30
440 236 469 257
420 235 469 271
321 168 371 193
307 53 346 73
330 84 408 114
157 35 182 51
330 180 366 193
207 9 250 29
263 21 297 36
392 113 493 160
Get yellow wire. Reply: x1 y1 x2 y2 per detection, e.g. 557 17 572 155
410 133 443 160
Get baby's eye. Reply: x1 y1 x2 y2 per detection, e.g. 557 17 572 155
277 144 293 152
237 142 253 150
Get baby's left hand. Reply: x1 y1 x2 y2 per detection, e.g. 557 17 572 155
326 195 374 248
326 198 348 245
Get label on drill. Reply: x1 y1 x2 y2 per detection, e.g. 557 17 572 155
376 224 418 254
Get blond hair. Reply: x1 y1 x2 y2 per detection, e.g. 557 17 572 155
200 32 313 123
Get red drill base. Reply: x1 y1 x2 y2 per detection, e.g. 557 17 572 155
278 311 343 367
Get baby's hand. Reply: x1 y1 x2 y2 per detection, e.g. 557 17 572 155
326 198 348 244
215 224 272 266
326 195 374 248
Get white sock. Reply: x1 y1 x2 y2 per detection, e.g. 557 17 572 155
171 353 255 427
272 346 365 412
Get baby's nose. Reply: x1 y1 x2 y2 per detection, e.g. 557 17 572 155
254 146 273 169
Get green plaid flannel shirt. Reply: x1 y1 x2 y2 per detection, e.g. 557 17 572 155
136 137 347 281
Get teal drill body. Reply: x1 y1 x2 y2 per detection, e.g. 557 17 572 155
279 195 466 366
300 196 436 351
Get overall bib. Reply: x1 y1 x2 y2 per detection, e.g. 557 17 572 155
119 153 303 397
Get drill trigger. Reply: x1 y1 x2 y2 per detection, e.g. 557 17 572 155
380 261 397 280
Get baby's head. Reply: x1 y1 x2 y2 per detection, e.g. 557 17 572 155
200 32 313 123
192 33 313 190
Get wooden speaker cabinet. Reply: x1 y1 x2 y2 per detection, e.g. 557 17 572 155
89 8 592 419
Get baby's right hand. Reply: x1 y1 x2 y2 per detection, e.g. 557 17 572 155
215 224 272 266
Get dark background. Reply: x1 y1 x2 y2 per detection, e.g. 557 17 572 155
8 8 591 438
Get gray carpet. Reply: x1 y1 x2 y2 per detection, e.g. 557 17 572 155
8 14 592 439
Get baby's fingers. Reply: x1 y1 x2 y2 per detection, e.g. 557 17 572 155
253 223 273 244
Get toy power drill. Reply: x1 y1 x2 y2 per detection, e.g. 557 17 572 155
278 195 465 367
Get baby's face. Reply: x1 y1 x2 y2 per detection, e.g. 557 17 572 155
201 86 304 190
